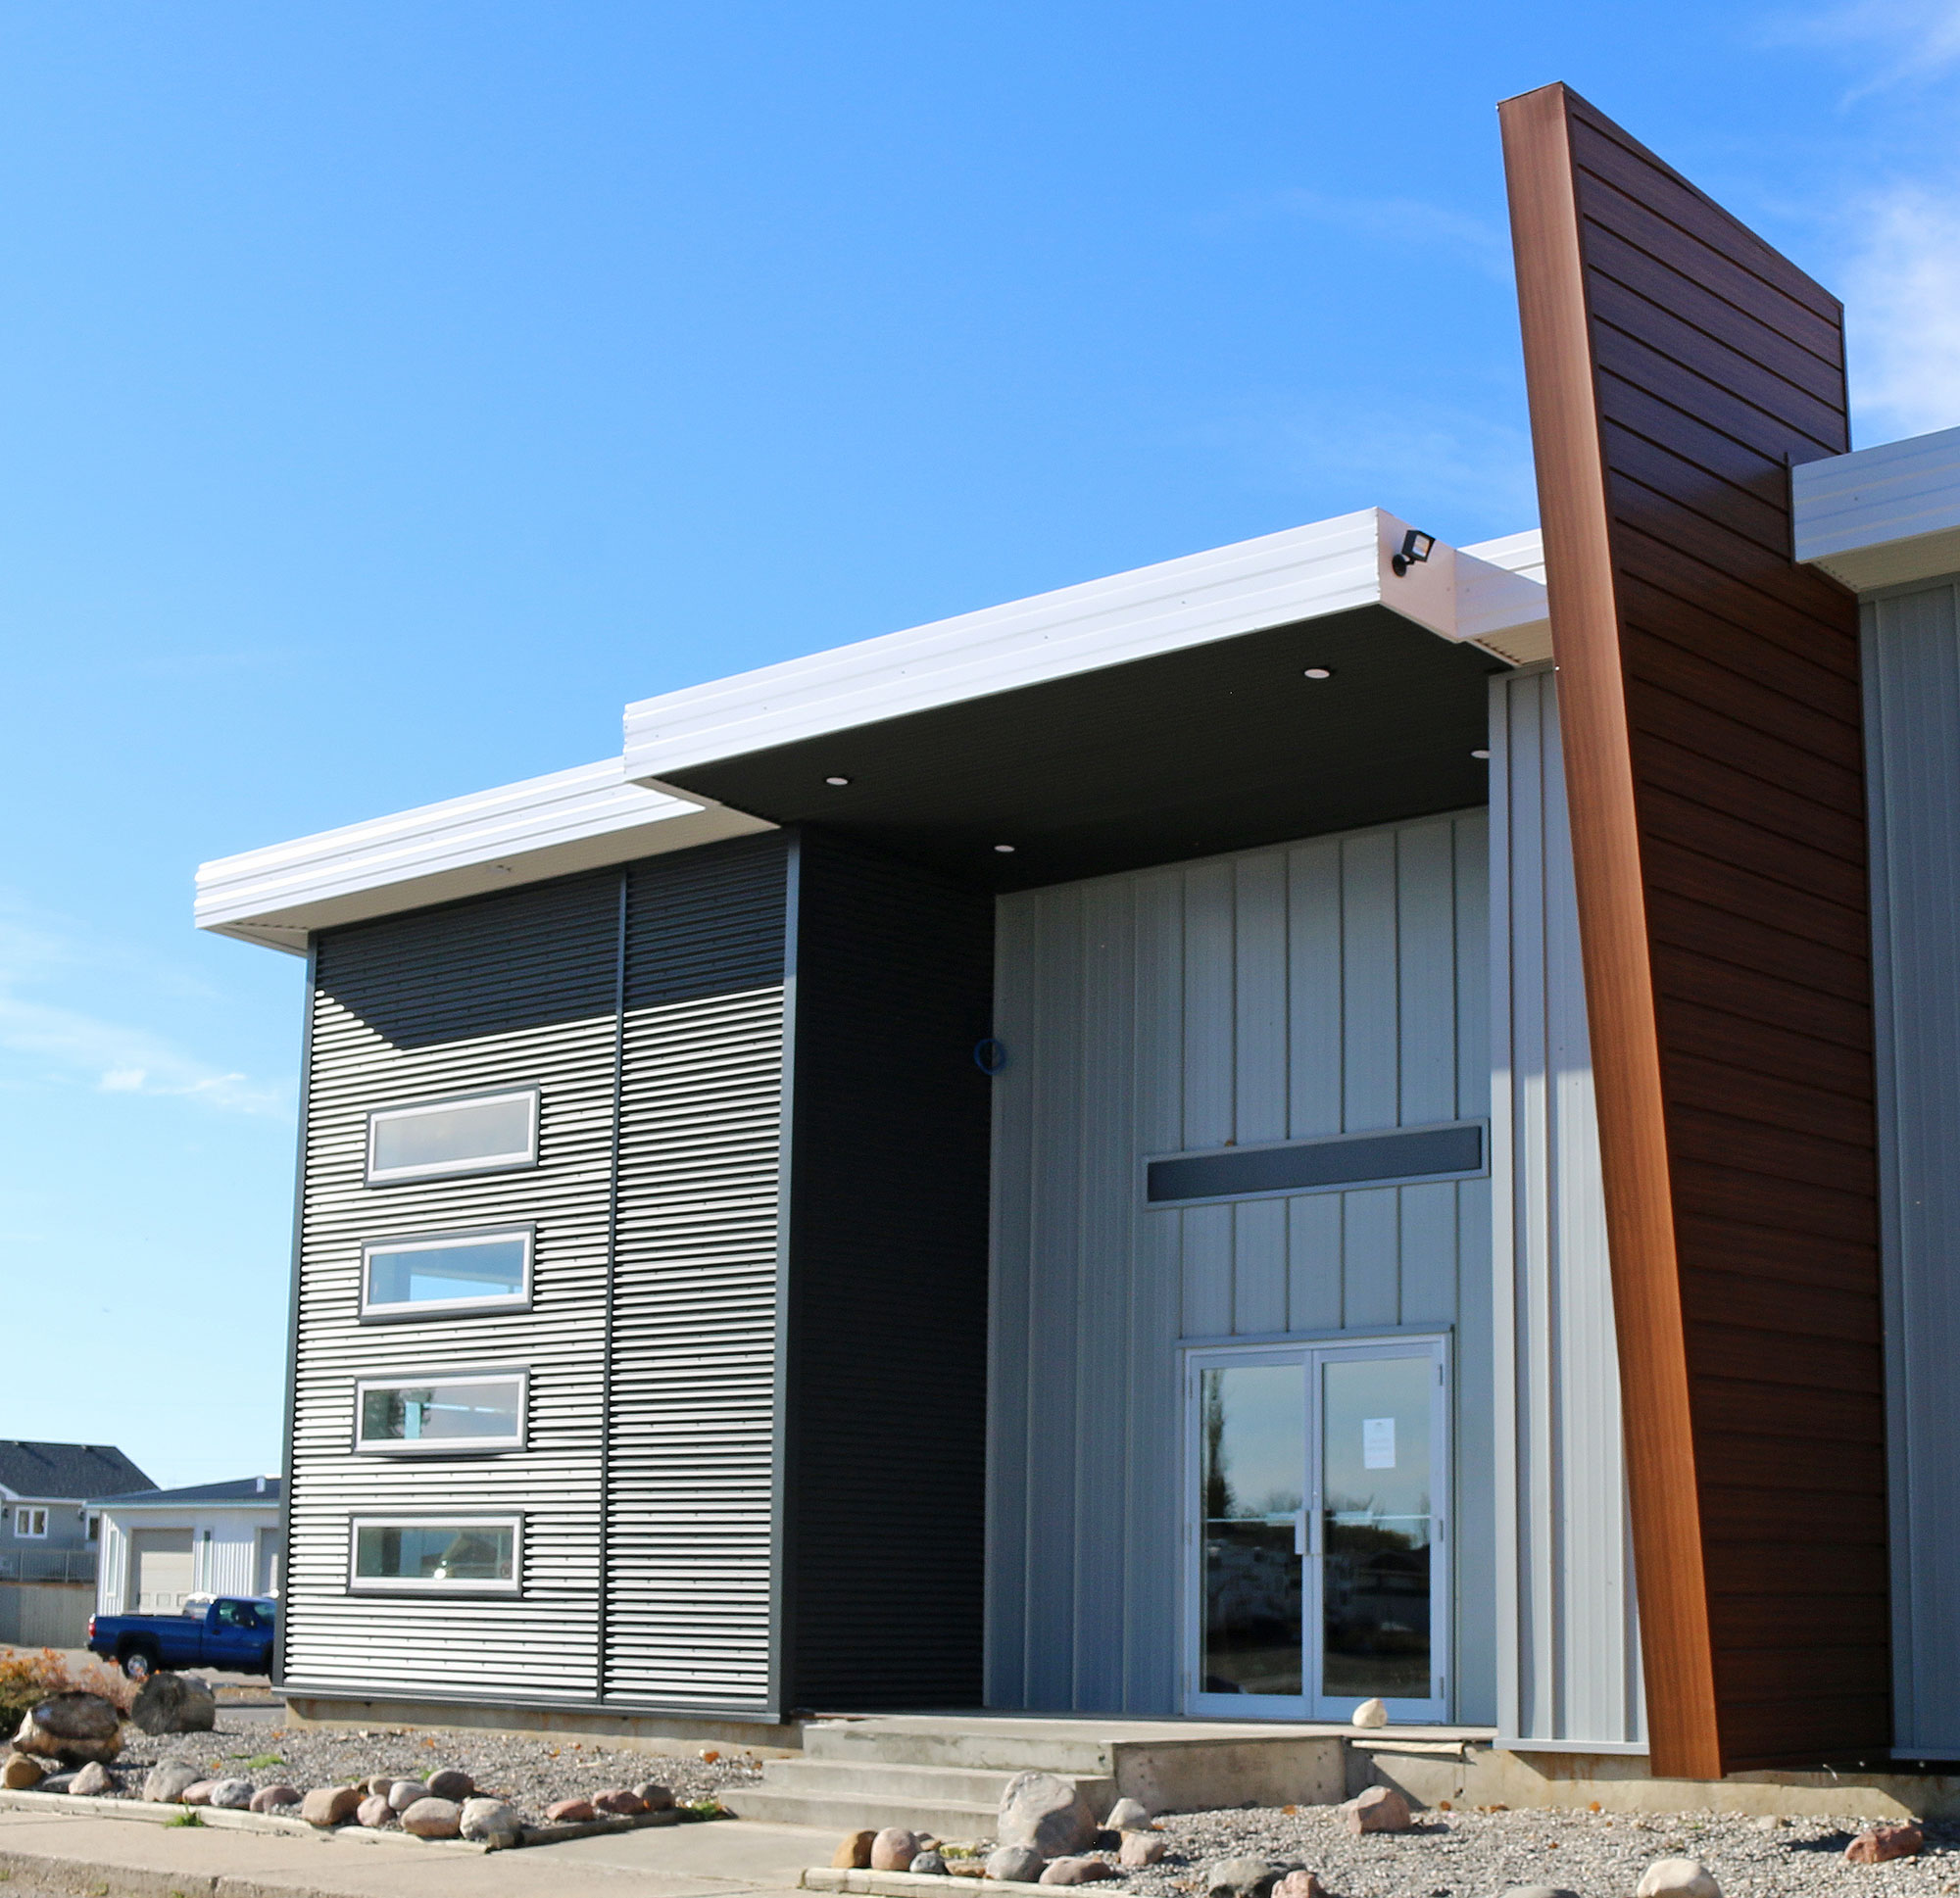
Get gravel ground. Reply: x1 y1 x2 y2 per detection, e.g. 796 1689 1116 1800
31 1712 763 1827
1114 1804 1960 1898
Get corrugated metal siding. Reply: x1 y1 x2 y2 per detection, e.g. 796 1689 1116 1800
783 832 995 1709
1864 576 1960 1754
1488 668 1642 1749
987 812 1494 1718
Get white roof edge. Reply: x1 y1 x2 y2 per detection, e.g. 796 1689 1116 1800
621 508 1549 782
1793 426 1960 591
195 757 774 952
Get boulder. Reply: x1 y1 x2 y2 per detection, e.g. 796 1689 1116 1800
141 1759 203 1803
835 1830 878 1869
13 1693 122 1765
1846 1825 1924 1866
251 1784 302 1812
181 1780 218 1806
914 1851 951 1874
1341 1785 1411 1835
1205 1859 1288 1898
1636 1861 1722 1898
594 1787 648 1815
1121 1834 1168 1869
424 1767 474 1801
1349 1698 1389 1728
1273 1875 1325 1898
388 1779 428 1813
1105 1797 1151 1831
400 1795 463 1838
988 1844 1046 1882
460 1797 521 1848
2 1753 45 1789
367 1774 396 1796
999 1773 1097 1860
635 1781 676 1811
209 1778 254 1811
872 1826 924 1872
358 1793 394 1828
1040 1862 1116 1885
70 1761 117 1796
129 1674 217 1736
547 1798 598 1823
302 1784 366 1827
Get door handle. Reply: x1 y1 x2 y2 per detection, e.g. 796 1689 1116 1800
1294 1511 1307 1557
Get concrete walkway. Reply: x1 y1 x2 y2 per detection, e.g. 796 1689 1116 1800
0 1805 831 1897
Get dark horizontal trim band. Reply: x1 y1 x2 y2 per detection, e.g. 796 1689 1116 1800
1147 1122 1486 1206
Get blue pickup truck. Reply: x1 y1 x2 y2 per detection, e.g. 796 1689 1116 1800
86 1596 276 1679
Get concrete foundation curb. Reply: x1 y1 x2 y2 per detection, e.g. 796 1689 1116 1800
802 1868 1054 1896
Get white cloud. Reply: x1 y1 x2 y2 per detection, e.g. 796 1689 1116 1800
1841 182 1960 439
1766 0 1960 98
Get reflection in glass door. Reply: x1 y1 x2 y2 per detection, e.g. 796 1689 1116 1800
1187 1338 1447 1722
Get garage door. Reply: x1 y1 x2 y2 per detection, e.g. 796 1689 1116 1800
130 1529 194 1612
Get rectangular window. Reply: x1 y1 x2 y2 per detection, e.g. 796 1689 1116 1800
349 1518 519 1592
366 1090 539 1186
14 1507 47 1539
355 1373 528 1453
360 1229 532 1320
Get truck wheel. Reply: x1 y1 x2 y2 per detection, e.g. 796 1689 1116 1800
122 1644 160 1682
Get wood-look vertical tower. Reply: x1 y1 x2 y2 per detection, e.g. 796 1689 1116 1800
1498 83 1888 1775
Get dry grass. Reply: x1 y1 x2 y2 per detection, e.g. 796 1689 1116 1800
0 1645 135 1734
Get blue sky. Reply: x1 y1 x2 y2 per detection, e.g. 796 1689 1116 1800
4 2 1957 1486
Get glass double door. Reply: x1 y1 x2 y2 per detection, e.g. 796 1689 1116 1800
1185 1338 1447 1721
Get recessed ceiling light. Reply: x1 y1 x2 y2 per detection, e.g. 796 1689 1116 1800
1303 666 1333 680
825 775 851 786
994 844 1016 853
1471 749 1491 760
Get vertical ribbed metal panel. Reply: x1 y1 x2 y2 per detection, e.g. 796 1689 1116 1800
288 874 621 1702
604 836 789 1710
1488 668 1642 1750
987 813 1493 1718
1863 576 1960 1754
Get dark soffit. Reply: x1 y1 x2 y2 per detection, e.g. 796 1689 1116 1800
657 605 1505 892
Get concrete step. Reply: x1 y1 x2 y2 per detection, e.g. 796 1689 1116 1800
804 1719 1119 1776
718 1783 1005 1839
760 1759 1113 1810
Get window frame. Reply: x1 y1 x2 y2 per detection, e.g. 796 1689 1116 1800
14 1506 47 1540
352 1369 530 1455
358 1226 535 1323
347 1515 522 1595
364 1088 541 1188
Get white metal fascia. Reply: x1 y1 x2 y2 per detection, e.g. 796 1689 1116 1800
195 758 773 954
622 508 1550 784
1793 426 1960 592
1460 529 1552 665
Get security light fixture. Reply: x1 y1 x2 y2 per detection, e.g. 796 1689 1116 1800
994 844 1016 853
1303 666 1334 680
824 775 851 786
1392 529 1436 577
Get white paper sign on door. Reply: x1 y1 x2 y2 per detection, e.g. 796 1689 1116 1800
1363 1417 1396 1469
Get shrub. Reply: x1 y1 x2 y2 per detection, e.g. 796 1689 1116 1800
0 1647 135 1736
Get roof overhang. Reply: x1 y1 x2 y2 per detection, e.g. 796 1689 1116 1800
1792 425 1960 592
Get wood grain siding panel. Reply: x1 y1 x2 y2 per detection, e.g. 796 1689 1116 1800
1501 83 1886 1773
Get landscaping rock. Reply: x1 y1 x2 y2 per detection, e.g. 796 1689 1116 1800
635 1780 675 1810
1341 1785 1411 1835
367 1774 396 1796
1272 1874 1325 1898
1205 1857 1288 1898
872 1826 924 1872
1349 1698 1389 1728
1499 1888 1580 1898
988 1843 1047 1881
400 1795 464 1838
1105 1797 1151 1831
209 1778 254 1811
129 1674 217 1736
1041 1860 1116 1885
141 1759 202 1803
12 1692 122 1765
1847 1825 1924 1865
460 1797 521 1847
181 1780 218 1806
425 1767 475 1801
999 1772 1097 1859
1120 1833 1168 1868
835 1830 878 1869
70 1761 117 1796
251 1784 302 1812
302 1784 365 1827
358 1793 394 1828
388 1779 428 1813
1636 1861 1722 1898
547 1798 597 1823
2 1753 45 1789
594 1787 648 1815
914 1850 950 1874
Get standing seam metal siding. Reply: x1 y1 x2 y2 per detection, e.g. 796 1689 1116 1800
1489 668 1642 1750
987 813 1494 1719
1862 575 1960 1754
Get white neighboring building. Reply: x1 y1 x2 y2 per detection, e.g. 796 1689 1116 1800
93 1478 282 1615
